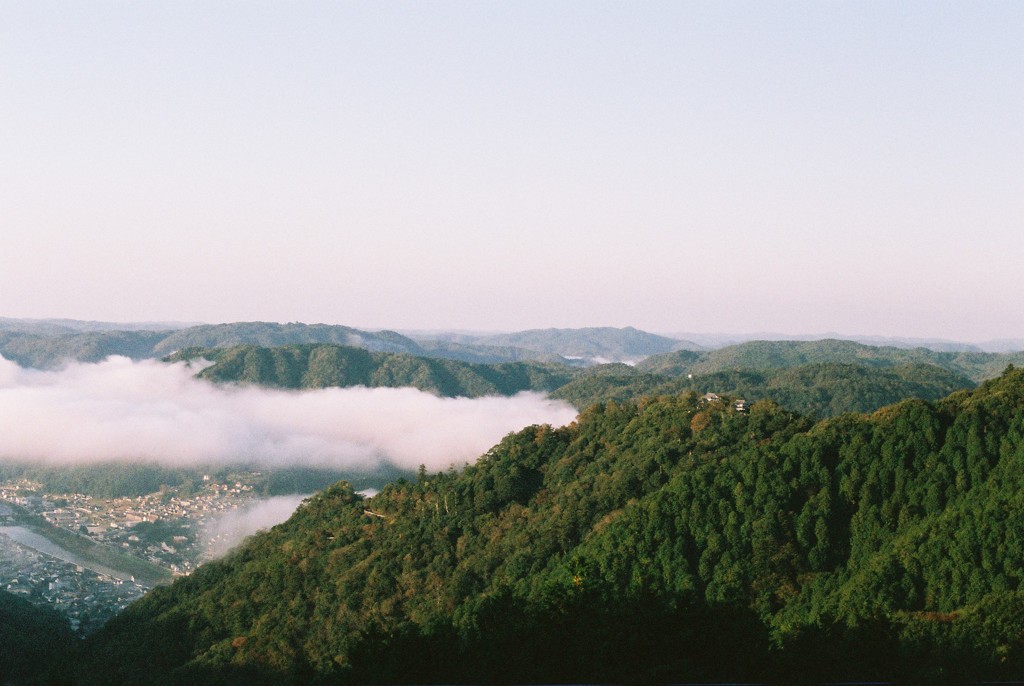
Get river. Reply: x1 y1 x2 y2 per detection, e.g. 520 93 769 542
0 525 134 582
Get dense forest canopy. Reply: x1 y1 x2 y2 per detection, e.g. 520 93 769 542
171 344 576 398
4 320 1022 376
638 338 1024 383
552 361 974 416
170 343 975 420
65 366 1024 685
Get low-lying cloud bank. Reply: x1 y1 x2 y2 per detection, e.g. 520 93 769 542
0 355 578 471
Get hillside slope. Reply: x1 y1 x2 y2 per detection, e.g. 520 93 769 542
428 326 700 362
73 366 1024 685
555 361 973 416
0 590 77 684
639 338 1024 382
175 345 973 419
0 321 571 369
171 344 577 398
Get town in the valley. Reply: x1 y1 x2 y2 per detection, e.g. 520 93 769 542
0 474 263 634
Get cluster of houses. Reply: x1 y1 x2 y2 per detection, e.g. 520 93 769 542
701 392 749 413
0 475 264 632
10 479 258 574
0 533 146 634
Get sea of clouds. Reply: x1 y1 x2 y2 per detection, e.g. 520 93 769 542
0 355 579 471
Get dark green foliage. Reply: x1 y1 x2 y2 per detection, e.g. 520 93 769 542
180 344 973 419
639 338 1024 383
67 368 1024 683
0 590 76 684
252 464 411 496
175 343 577 397
555 361 974 417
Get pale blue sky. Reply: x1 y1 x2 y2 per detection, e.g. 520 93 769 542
1 1 1021 340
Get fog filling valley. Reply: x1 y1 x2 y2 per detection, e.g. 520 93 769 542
0 354 579 470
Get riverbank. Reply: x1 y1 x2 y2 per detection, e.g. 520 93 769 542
2 510 172 587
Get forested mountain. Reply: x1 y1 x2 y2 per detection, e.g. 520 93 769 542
0 321 569 369
555 362 974 417
427 325 701 362
4 320 1021 377
173 344 974 420
663 331 988 353
68 367 1024 685
639 338 1024 383
150 323 421 358
405 338 571 365
0 317 191 336
171 344 577 398
0 329 169 369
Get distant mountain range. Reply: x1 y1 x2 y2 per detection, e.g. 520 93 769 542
417 326 703 362
637 338 1024 383
7 319 1024 420
0 321 566 369
665 330 1024 354
3 318 1021 371
0 317 198 335
0 320 698 369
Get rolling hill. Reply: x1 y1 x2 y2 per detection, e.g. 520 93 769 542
67 366 1024 685
554 361 974 416
638 338 1024 383
170 344 577 398
429 326 702 362
170 344 976 419
0 321 572 369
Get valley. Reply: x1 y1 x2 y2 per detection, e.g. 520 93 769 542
0 471 296 633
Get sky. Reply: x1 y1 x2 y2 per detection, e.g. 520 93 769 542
1 1 1021 341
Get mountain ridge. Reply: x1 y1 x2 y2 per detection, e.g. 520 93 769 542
639 338 1024 383
66 366 1024 685
3 318 1021 372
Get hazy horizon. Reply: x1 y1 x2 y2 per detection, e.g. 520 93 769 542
2 2 1020 340
4 315 1023 350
